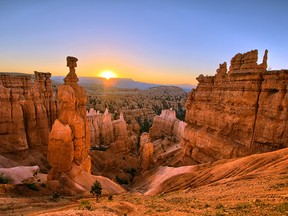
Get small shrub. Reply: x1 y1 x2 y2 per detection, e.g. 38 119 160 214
51 192 60 202
26 183 39 191
0 174 12 184
271 182 288 190
40 183 46 188
90 180 102 202
116 176 128 185
205 203 210 208
235 202 251 210
215 203 224 209
277 202 288 214
127 168 137 178
79 200 92 210
215 210 225 216
108 194 113 201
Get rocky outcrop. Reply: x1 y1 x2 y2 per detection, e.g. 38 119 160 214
87 108 139 184
183 49 288 164
86 85 187 135
149 109 186 142
0 72 56 154
229 49 268 73
142 109 187 168
139 133 154 172
47 57 92 194
0 165 39 184
87 108 114 147
87 108 137 154
46 57 124 195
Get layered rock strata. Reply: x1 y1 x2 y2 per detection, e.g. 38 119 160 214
183 49 288 163
139 133 154 172
0 72 56 154
145 109 187 168
87 108 138 184
47 57 92 194
46 57 125 195
149 109 186 142
87 108 137 154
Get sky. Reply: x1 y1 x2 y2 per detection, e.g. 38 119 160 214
0 0 287 85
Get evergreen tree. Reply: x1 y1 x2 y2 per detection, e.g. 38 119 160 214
90 180 102 202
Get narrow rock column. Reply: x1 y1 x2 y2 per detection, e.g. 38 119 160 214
47 56 91 181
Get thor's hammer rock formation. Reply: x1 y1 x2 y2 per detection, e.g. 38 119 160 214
47 57 91 193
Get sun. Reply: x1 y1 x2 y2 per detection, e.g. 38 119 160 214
99 70 117 80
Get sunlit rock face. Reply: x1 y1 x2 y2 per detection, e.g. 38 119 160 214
47 56 91 183
149 109 186 143
183 49 288 164
139 132 154 172
0 72 56 154
146 109 186 168
87 108 114 148
87 108 138 185
47 59 125 195
87 108 137 154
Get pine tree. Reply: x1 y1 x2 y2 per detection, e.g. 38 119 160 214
90 180 102 202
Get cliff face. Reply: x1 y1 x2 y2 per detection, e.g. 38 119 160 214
183 49 288 163
0 72 56 154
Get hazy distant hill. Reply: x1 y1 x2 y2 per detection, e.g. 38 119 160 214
51 76 195 91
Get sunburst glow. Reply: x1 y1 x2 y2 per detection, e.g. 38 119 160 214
99 70 117 80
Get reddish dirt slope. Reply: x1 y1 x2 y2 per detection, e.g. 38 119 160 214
134 147 288 195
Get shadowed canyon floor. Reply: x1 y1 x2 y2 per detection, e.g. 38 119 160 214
1 147 288 215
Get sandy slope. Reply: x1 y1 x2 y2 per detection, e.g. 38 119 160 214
0 148 288 215
133 147 288 195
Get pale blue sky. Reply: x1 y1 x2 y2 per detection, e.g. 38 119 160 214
0 0 287 84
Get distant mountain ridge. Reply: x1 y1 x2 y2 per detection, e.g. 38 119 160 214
51 76 195 92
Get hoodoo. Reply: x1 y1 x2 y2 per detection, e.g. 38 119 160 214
46 57 124 195
0 72 56 154
47 57 92 194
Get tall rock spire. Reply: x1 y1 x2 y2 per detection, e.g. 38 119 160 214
47 56 91 194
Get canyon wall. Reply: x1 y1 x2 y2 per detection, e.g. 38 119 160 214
183 49 288 163
0 72 56 154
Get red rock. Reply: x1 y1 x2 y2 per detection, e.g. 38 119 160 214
149 109 185 143
47 56 91 187
87 109 137 153
47 120 74 173
139 133 154 172
0 72 56 154
183 49 288 164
